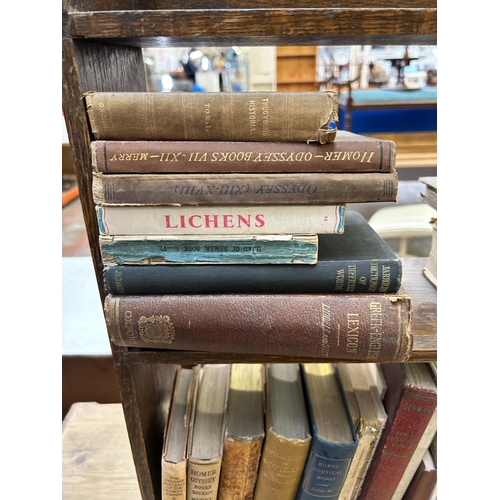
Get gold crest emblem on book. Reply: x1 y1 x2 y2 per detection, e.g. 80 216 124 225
138 315 175 343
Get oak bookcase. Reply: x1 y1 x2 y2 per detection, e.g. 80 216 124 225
62 2 437 499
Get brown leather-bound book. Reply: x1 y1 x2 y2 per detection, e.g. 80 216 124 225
401 449 437 500
84 91 337 143
92 171 398 206
253 364 311 500
103 291 413 363
218 364 265 500
91 131 395 174
357 363 437 500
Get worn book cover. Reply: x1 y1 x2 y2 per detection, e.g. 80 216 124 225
336 363 388 500
161 367 199 500
254 364 311 500
84 91 338 143
96 203 345 236
358 363 437 500
296 363 358 500
91 131 396 174
92 171 398 205
187 364 230 500
102 211 402 294
418 176 437 210
103 288 413 363
401 448 437 500
99 234 319 265
218 364 265 500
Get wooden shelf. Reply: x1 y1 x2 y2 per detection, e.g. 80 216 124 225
62 3 438 499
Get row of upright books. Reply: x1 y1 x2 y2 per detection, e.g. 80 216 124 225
160 362 437 500
81 89 437 499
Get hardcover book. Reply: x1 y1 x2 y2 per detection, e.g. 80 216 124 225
102 211 402 294
96 203 345 236
418 176 437 211
84 91 338 143
91 131 396 174
99 234 319 265
161 367 199 500
401 448 437 500
336 363 388 500
218 364 265 500
423 218 437 288
253 364 311 500
358 363 437 500
296 363 358 500
92 171 398 205
187 364 231 500
103 288 413 363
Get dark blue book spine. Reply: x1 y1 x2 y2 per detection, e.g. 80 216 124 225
103 259 401 294
297 436 358 499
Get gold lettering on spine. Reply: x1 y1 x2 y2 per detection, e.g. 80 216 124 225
262 98 269 136
123 309 138 345
379 265 391 293
346 264 356 292
367 302 383 360
248 100 256 133
320 303 331 356
346 313 359 353
367 263 379 292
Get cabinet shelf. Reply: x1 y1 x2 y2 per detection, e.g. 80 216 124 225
62 3 437 499
63 3 437 47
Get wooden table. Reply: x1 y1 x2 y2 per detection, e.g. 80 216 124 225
62 402 141 499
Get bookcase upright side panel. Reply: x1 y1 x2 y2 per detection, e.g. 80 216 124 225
62 39 160 499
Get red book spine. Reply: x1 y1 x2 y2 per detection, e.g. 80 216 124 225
358 364 437 500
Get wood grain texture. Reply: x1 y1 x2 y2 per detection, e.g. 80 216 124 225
63 8 437 47
62 4 438 499
66 1 437 12
62 402 142 500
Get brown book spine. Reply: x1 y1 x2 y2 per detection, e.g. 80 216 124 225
104 293 413 362
218 437 263 500
91 138 395 174
358 364 437 500
84 91 338 143
253 428 311 500
92 171 398 205
187 458 222 500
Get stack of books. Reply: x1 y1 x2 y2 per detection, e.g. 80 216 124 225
83 90 436 499
85 89 412 363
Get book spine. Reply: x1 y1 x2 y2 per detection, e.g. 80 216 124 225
391 410 438 500
218 437 263 500
102 258 402 294
297 437 357 499
253 429 312 500
91 139 395 174
187 458 222 500
92 172 398 205
84 91 338 143
358 366 437 500
342 427 384 500
161 460 187 500
96 204 346 236
99 234 319 265
103 293 413 362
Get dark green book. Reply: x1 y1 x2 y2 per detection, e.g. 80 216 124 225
103 211 401 294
